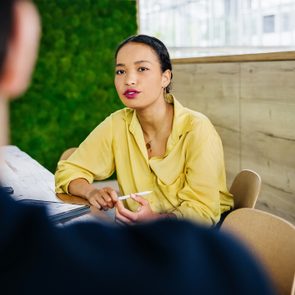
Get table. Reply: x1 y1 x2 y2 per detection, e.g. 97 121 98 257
1 145 118 225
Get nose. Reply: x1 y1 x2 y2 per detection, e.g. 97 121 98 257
125 72 136 86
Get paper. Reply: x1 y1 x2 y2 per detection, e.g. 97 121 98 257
18 199 90 223
1 145 58 201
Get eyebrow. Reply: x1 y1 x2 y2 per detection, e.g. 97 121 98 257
115 60 152 67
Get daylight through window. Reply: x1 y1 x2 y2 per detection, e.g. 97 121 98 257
138 0 295 58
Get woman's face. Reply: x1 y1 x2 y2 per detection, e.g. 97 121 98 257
114 42 170 110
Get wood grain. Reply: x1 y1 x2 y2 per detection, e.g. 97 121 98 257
172 51 295 64
172 59 295 223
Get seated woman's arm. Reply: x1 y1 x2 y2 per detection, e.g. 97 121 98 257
55 115 117 209
68 178 117 210
170 118 233 225
115 116 233 226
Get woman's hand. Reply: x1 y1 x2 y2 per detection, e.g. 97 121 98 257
115 194 159 224
86 186 118 210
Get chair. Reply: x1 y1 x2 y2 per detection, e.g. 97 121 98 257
59 147 77 161
58 147 120 193
60 154 261 209
229 169 261 209
221 208 295 295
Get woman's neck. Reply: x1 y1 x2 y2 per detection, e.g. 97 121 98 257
136 98 173 138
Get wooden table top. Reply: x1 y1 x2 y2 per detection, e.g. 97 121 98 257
56 192 115 224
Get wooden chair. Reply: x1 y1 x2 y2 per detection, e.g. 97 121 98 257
230 169 261 209
60 153 261 209
59 147 77 161
221 208 295 295
58 147 120 193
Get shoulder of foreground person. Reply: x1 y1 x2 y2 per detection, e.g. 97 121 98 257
0 188 275 295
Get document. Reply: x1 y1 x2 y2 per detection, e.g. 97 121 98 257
18 199 90 224
1 145 57 201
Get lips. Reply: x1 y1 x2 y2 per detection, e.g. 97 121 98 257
123 89 141 99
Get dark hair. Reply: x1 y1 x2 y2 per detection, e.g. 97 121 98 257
115 34 173 93
0 0 15 78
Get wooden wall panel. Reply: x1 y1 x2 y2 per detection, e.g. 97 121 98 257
174 64 240 126
240 61 295 223
216 126 240 187
241 62 295 103
173 63 241 188
257 184 295 223
172 60 295 223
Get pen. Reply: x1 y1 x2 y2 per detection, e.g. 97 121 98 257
118 191 153 200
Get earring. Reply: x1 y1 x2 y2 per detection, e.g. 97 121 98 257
163 87 173 103
163 87 167 97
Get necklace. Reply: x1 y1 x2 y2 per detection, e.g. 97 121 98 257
146 140 152 152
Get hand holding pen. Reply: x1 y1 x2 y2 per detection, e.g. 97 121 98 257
115 191 161 224
86 185 152 211
118 190 153 200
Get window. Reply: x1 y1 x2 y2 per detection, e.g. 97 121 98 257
282 12 291 32
138 0 295 58
263 15 275 33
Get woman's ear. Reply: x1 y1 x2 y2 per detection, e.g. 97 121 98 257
161 69 172 88
0 1 41 99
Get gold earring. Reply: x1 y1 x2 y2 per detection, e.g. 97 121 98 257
163 87 173 102
163 87 167 97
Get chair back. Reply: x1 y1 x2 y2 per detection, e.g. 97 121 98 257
59 147 77 161
221 208 295 295
58 147 120 194
230 169 261 209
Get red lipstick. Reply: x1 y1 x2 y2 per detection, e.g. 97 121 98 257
123 89 140 99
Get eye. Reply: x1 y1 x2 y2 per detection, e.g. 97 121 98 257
138 67 149 72
116 69 125 75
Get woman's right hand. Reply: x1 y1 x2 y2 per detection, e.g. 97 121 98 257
85 187 118 210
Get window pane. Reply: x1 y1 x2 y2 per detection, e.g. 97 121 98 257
138 0 295 58
263 15 275 33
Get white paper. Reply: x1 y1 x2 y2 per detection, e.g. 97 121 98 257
0 145 59 202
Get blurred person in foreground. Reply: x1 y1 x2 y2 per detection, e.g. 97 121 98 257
0 0 275 294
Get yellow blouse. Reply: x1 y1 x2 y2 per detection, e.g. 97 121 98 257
55 97 233 225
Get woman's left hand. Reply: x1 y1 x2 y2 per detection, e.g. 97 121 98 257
115 194 159 224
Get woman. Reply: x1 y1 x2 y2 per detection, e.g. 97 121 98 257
55 35 233 226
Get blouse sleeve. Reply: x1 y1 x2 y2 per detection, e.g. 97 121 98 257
55 115 115 194
171 117 228 226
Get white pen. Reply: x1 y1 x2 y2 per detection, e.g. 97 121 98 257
118 190 153 201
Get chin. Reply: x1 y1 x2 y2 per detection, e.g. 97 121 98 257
120 97 138 108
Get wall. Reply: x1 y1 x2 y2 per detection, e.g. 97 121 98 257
10 0 137 172
172 52 295 223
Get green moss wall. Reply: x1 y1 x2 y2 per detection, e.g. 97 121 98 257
10 0 137 172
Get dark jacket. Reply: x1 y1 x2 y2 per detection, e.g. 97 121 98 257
0 187 274 295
